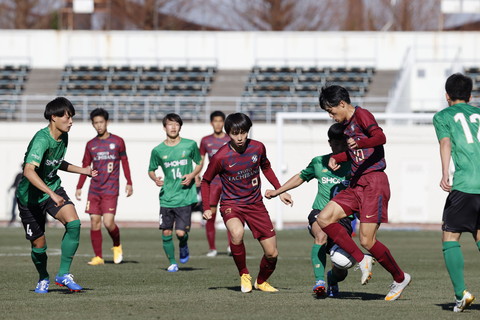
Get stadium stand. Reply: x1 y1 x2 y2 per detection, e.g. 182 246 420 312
57 65 217 121
241 65 375 121
0 65 30 119
464 67 480 97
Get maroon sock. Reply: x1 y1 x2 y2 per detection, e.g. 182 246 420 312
90 229 102 258
205 213 216 250
108 225 121 247
257 255 277 284
368 241 404 283
229 242 249 275
323 223 364 262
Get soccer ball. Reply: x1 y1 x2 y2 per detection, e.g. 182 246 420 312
330 244 356 269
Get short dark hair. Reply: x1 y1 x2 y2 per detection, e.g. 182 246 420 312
162 113 183 127
224 113 252 135
319 85 351 110
44 97 75 121
327 123 346 141
445 73 472 102
90 108 109 121
210 110 226 122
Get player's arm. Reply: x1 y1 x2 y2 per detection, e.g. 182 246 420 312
148 170 163 187
438 137 452 192
260 146 293 206
329 152 348 171
181 142 203 186
201 157 221 220
120 140 133 197
60 160 97 177
348 109 386 149
23 163 66 207
75 145 92 200
265 173 304 199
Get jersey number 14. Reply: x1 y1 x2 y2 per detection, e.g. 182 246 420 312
171 168 183 180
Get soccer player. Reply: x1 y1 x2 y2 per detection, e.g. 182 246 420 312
316 85 411 301
148 113 202 272
198 110 231 257
201 112 292 293
75 108 133 266
16 97 97 293
433 73 479 312
265 123 353 298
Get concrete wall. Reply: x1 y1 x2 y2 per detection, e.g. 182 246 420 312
0 121 446 226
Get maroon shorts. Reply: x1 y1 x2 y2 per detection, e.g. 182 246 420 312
208 183 222 207
219 201 275 241
86 193 118 215
333 171 390 224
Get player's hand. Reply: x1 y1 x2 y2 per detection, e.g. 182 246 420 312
328 157 340 171
280 192 293 206
181 173 194 186
154 176 164 187
195 175 202 187
125 184 133 197
203 209 213 220
265 189 278 199
84 166 98 177
347 137 359 149
440 175 452 192
51 192 65 207
75 189 82 201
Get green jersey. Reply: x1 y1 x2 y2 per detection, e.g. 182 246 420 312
433 102 480 193
299 154 351 210
16 127 68 205
149 138 201 208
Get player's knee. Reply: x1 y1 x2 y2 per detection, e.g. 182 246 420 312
265 250 278 260
175 230 186 238
162 229 173 237
359 237 375 250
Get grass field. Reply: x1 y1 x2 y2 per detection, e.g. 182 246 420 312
1 226 479 319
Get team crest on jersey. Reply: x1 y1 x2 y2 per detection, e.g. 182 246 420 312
182 150 186 158
322 169 328 172
162 155 168 159
251 155 258 163
109 143 115 150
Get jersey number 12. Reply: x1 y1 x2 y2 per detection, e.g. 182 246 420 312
454 113 480 143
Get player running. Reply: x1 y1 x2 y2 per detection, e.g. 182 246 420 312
265 123 355 298
433 73 479 312
316 85 411 301
198 110 231 257
17 97 97 293
148 113 202 272
201 112 292 293
76 108 133 266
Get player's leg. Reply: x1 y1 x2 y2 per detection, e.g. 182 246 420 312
327 265 348 298
88 214 104 265
206 205 217 256
256 235 279 292
175 205 193 264
308 210 328 296
104 213 122 264
160 207 177 271
443 231 468 305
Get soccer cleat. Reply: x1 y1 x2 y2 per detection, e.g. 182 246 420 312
35 279 49 294
354 254 373 285
179 245 189 264
313 279 326 298
326 270 339 298
206 249 217 257
240 273 252 293
385 273 411 301
254 280 279 292
87 256 105 266
112 245 123 264
453 290 475 312
167 264 179 272
55 274 83 292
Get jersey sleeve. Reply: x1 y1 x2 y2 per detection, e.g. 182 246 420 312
259 142 281 189
148 148 160 172
76 144 92 189
191 141 202 164
355 109 386 148
199 137 207 156
24 135 48 167
119 138 133 185
299 158 316 182
201 155 223 211
433 112 450 141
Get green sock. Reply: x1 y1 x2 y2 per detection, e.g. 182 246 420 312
31 245 49 280
58 220 81 276
177 233 189 248
162 234 177 264
476 241 480 251
311 244 326 281
443 241 465 300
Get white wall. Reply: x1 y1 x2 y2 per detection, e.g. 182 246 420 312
0 121 446 225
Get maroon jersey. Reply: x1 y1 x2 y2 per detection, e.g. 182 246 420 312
332 106 386 182
77 134 132 196
200 133 230 187
201 139 281 210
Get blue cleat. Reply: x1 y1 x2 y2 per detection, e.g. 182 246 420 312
35 279 49 294
313 279 326 298
167 264 179 272
327 270 339 297
179 245 189 264
55 274 83 292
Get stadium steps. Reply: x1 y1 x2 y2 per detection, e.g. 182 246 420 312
209 69 249 114
23 68 62 96
364 69 398 112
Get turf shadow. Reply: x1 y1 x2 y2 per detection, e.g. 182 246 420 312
332 291 385 300
104 260 139 264
177 267 204 272
435 302 480 312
